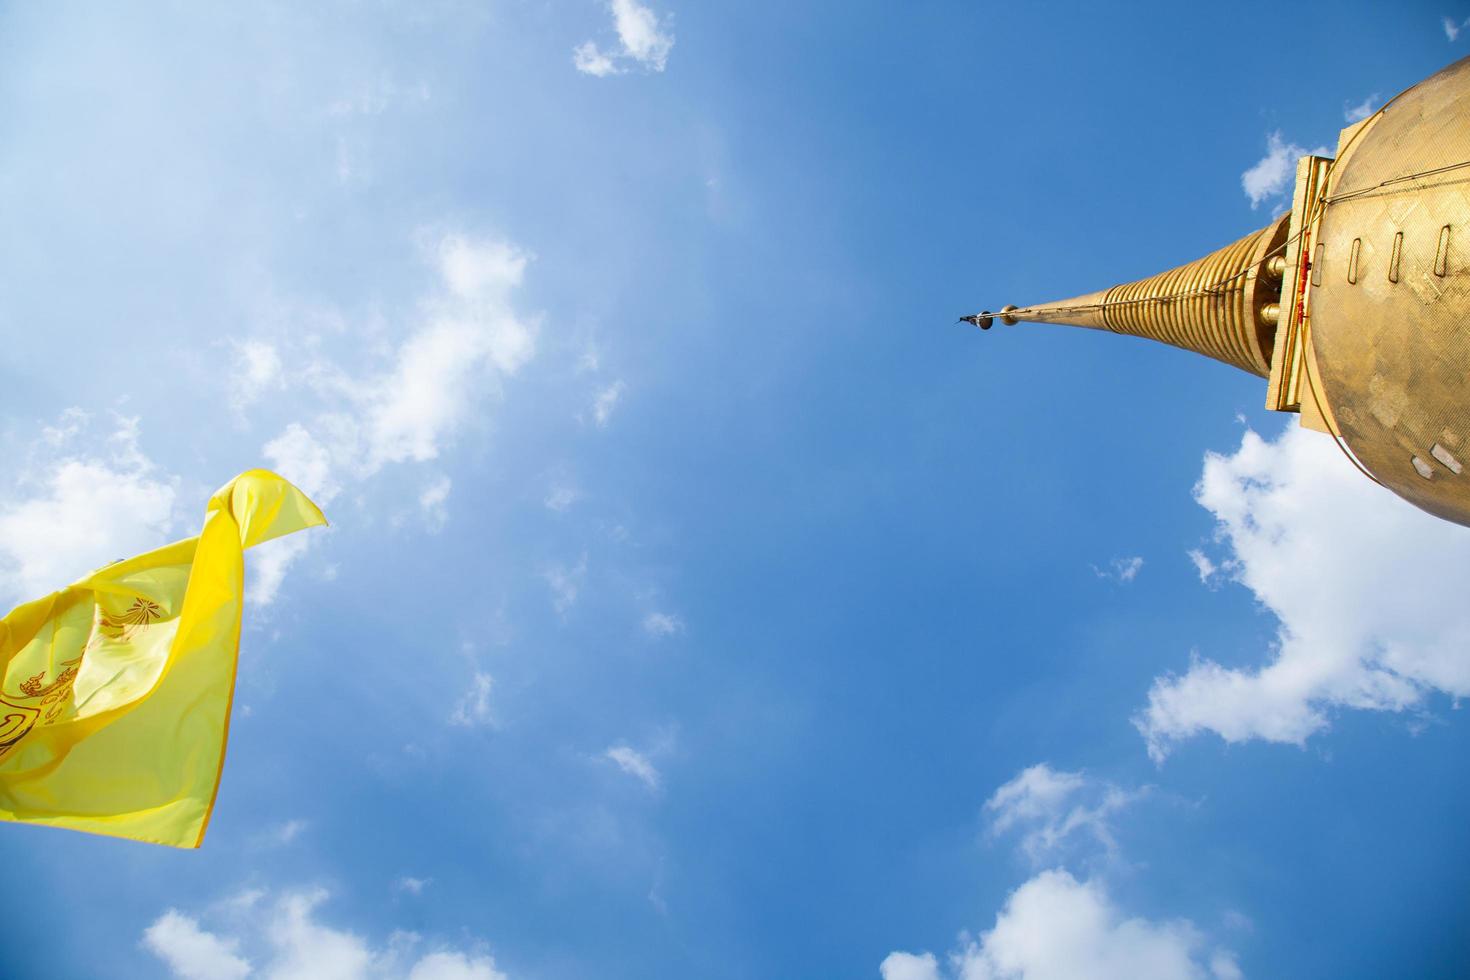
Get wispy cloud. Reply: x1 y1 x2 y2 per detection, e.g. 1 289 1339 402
1445 15 1470 41
605 744 660 790
544 552 589 614
395 876 431 896
985 763 1142 864
263 232 538 479
263 423 340 505
572 42 621 78
1187 548 1224 587
1241 131 1329 209
545 484 580 512
450 672 495 727
593 380 626 428
249 231 540 598
642 611 684 637
1092 555 1143 583
229 339 284 414
1343 93 1379 123
419 475 451 532
576 341 603 374
574 0 675 76
268 819 308 846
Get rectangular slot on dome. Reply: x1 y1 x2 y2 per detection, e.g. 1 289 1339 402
1388 232 1403 283
1436 225 1452 278
1311 243 1324 286
1348 238 1361 284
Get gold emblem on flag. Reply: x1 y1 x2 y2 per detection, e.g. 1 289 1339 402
95 597 164 642
0 702 41 761
0 598 165 761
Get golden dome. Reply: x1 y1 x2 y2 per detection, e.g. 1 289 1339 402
1309 55 1470 525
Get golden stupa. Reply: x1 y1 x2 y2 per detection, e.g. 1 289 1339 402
968 56 1470 527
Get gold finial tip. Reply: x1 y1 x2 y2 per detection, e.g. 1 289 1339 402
960 312 995 330
1000 304 1020 325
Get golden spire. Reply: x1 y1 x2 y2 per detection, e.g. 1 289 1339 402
962 54 1470 527
965 216 1290 378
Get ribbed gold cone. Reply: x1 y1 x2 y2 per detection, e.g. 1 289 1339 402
1000 215 1291 378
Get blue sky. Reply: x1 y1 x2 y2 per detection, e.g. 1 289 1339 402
2 2 1469 978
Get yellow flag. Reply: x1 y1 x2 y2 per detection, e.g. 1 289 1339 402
0 470 325 847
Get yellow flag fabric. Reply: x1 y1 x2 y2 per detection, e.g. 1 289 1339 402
0 470 325 848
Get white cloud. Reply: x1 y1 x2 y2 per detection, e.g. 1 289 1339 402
592 380 626 428
544 484 579 512
1093 556 1143 583
145 889 508 980
363 236 536 469
573 0 675 76
1342 94 1378 123
885 767 1233 980
1186 549 1220 587
42 406 90 445
223 889 268 915
407 951 507 980
572 41 620 77
231 339 285 413
985 764 1140 864
265 422 341 505
143 911 252 980
1445 15 1470 41
419 476 451 532
450 672 494 727
277 819 307 843
610 0 674 69
264 233 537 485
266 889 375 980
886 870 1234 980
0 413 176 604
544 552 588 614
396 877 431 896
1137 424 1470 760
576 341 602 374
247 535 314 608
263 818 309 846
881 951 942 980
250 421 341 607
1210 952 1244 980
1240 132 1328 210
251 231 539 599
605 744 660 790
642 611 684 636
